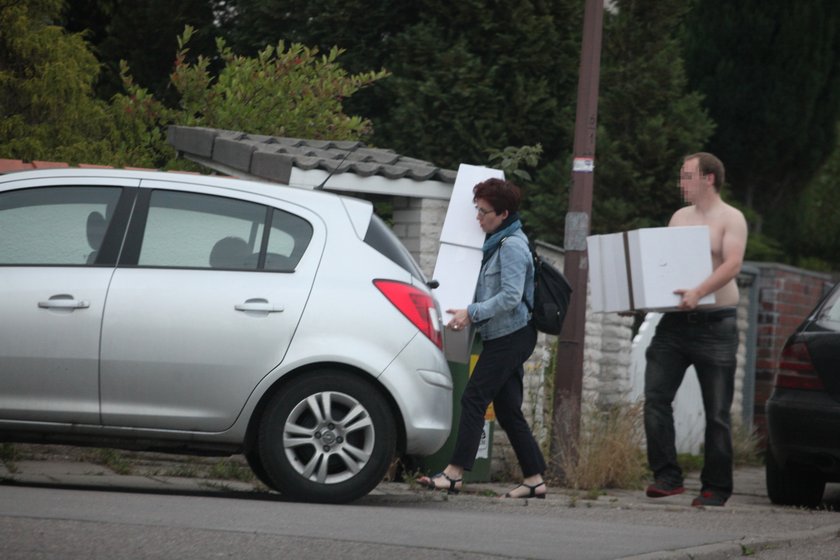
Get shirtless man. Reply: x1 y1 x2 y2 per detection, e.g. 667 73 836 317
643 152 748 507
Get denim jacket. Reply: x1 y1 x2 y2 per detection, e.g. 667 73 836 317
467 229 534 341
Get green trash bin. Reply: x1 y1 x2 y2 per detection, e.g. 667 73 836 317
420 338 493 482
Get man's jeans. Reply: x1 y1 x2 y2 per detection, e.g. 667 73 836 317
644 310 738 497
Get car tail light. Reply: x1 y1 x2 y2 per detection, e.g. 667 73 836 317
775 341 825 390
374 279 443 350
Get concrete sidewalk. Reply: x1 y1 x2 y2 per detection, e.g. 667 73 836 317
2 446 839 559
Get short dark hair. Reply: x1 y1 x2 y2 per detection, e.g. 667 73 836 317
685 152 725 191
472 178 522 213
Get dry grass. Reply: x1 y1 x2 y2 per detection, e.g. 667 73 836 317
676 421 763 473
732 422 762 467
554 400 648 491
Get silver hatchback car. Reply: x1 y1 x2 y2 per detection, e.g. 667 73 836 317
0 168 452 503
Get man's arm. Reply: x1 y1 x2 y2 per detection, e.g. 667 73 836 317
673 209 748 310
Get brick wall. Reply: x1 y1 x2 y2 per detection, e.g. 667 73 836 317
750 263 833 440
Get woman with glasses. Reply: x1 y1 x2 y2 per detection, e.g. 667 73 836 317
417 178 547 499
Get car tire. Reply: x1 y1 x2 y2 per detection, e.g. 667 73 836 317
765 445 825 508
257 370 396 503
244 447 279 491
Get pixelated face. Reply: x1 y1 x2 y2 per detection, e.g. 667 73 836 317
679 157 707 203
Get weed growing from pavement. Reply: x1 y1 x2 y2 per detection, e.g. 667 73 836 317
209 459 255 482
677 452 704 473
401 467 426 491
164 463 201 478
555 400 647 492
584 487 605 501
732 422 762 466
0 443 20 473
676 422 762 473
92 449 133 475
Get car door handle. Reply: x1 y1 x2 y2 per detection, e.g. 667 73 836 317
234 299 284 313
38 296 91 309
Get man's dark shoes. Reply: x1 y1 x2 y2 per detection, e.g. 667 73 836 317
645 479 685 498
691 490 728 507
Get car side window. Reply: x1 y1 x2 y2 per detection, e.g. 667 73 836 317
0 186 121 266
138 190 312 271
264 208 313 272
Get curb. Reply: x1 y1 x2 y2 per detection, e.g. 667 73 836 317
621 524 840 560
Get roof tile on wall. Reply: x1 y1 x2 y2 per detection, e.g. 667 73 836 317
167 125 456 188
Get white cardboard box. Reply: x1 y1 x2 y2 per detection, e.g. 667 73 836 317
587 226 714 313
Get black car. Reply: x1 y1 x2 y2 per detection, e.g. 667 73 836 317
765 281 840 507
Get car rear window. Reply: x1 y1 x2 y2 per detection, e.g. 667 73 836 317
816 284 840 327
364 214 427 283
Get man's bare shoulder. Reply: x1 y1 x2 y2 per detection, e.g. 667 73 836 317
668 205 697 227
669 202 746 229
720 201 748 230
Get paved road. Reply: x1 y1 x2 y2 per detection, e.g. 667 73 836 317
1 452 839 559
0 484 753 560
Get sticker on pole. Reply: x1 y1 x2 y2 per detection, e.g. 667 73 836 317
573 157 595 173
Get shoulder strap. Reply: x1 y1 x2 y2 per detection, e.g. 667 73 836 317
488 235 535 311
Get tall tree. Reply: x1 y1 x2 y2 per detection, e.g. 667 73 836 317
524 0 715 246
373 0 581 171
62 0 217 103
590 0 715 234
216 0 582 165
1 4 387 168
681 0 840 217
216 0 412 74
215 0 411 127
0 0 112 162
215 0 719 248
785 122 840 270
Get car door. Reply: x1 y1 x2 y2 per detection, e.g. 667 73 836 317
99 183 323 431
0 180 135 424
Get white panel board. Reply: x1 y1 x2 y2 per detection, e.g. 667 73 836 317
433 164 503 362
432 243 484 323
438 164 503 248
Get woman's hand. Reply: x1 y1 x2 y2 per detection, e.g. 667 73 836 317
446 308 471 331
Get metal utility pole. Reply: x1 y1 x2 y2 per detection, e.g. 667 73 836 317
550 0 604 479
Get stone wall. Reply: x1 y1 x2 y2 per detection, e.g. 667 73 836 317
391 196 448 278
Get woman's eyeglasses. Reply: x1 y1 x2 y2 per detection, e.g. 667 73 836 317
476 206 496 217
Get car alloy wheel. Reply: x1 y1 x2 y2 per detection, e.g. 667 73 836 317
258 370 396 503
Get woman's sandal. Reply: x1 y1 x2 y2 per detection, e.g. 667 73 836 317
503 481 546 499
418 472 462 494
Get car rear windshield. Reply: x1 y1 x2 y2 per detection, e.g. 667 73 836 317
816 283 840 328
364 214 427 283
